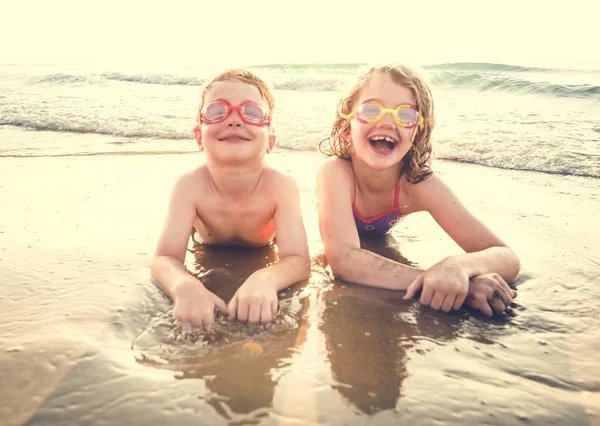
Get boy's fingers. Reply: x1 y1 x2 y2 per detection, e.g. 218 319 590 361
213 296 228 314
237 299 249 322
260 304 273 324
191 310 208 327
248 304 261 325
271 298 278 316
227 296 239 319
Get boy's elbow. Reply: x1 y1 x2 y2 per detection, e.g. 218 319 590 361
298 254 311 280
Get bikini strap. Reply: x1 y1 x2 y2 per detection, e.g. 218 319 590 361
393 179 401 212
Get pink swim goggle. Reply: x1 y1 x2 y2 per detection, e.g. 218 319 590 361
199 99 271 127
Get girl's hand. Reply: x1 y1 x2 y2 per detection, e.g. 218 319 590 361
403 257 469 312
465 273 517 316
228 275 278 324
171 276 228 329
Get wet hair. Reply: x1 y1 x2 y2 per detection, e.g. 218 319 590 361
198 68 275 116
319 63 435 183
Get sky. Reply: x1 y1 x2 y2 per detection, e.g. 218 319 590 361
1 0 599 67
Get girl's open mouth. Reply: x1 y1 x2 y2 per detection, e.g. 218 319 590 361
369 136 397 153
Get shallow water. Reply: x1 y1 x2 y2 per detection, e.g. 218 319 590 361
1 145 599 425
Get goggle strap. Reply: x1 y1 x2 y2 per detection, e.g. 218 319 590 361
338 109 355 120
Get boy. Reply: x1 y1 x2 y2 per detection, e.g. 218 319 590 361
151 69 310 328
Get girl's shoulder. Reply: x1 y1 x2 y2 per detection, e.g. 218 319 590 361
399 173 443 214
401 171 456 212
318 156 353 177
401 170 440 192
317 157 354 191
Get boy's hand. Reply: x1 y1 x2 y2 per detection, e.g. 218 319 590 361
465 273 517 316
403 257 469 312
171 276 228 329
228 275 278 325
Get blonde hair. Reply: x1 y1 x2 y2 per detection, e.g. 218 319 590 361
198 68 275 116
319 63 435 183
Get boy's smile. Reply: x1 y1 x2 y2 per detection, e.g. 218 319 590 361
198 81 274 163
217 131 252 142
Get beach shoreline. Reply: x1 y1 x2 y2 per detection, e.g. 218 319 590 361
1 140 599 424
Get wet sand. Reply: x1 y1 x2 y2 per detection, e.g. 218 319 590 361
1 147 599 425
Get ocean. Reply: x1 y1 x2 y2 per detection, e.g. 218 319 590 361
1 61 599 425
2 61 599 176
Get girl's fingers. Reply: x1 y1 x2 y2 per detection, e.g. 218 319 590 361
441 294 455 313
429 291 446 310
404 275 423 300
488 294 507 314
453 291 468 311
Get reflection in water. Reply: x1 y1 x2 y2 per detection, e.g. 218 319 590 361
133 239 310 421
319 234 462 415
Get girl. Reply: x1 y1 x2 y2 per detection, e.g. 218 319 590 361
317 63 520 316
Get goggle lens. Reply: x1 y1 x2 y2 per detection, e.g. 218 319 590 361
241 103 266 123
204 102 228 122
395 107 419 126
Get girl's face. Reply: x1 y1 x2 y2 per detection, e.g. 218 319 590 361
348 74 417 171
196 81 275 165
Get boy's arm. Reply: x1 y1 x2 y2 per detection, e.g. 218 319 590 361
151 173 227 325
151 173 200 295
266 172 310 288
227 172 310 324
238 172 310 291
317 159 422 290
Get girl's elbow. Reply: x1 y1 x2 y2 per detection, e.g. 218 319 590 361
326 249 354 281
505 248 521 283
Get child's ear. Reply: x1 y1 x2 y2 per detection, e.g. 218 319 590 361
267 127 276 153
193 125 204 151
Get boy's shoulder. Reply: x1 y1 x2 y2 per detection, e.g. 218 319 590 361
261 166 298 189
172 165 210 191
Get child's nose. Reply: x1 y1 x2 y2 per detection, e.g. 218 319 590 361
226 111 243 127
376 111 396 128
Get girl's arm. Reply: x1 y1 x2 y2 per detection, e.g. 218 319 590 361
409 174 521 283
317 158 422 290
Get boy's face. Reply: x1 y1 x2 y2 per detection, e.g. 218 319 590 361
196 81 275 164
